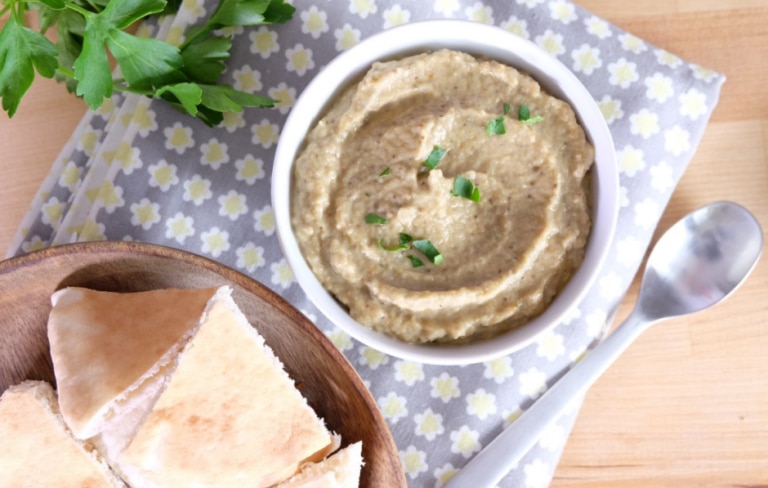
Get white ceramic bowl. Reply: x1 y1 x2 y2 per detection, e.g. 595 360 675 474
272 20 618 365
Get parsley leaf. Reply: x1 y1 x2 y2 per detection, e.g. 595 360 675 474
53 9 86 93
365 213 388 225
451 176 481 202
156 82 203 115
375 231 441 266
503 102 511 114
199 84 275 111
377 233 413 252
522 115 544 125
518 105 543 125
194 106 226 127
406 255 424 268
183 0 295 48
160 0 182 16
0 0 294 125
486 115 506 135
107 30 184 90
518 104 530 121
72 0 183 109
424 145 447 170
208 0 272 26
100 0 167 29
180 35 233 84
413 239 444 265
159 83 274 126
72 22 113 109
0 15 59 117
37 0 67 9
263 0 296 23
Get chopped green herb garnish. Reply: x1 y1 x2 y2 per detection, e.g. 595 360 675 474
378 240 407 252
406 255 424 268
521 115 544 125
486 115 506 135
424 145 448 170
376 232 441 266
518 104 530 121
503 102 511 115
377 233 413 251
413 239 444 265
451 176 481 202
379 167 391 177
365 213 388 225
518 105 543 125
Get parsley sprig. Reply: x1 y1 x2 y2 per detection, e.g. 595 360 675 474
0 0 295 125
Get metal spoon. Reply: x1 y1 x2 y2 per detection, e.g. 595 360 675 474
447 201 763 487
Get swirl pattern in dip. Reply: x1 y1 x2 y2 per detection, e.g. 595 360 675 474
291 50 594 343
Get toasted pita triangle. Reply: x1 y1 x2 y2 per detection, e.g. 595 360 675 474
48 287 218 439
0 381 125 487
276 441 364 488
117 287 335 487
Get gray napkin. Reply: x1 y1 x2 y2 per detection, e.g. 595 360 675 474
10 1 724 486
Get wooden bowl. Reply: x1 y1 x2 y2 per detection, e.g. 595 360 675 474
0 241 405 487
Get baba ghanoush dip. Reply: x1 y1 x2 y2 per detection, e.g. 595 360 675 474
291 49 594 344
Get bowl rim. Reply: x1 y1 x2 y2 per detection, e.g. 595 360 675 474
272 19 619 365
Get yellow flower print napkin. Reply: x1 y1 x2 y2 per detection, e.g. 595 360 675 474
9 1 725 486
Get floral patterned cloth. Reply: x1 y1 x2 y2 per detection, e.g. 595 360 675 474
9 1 724 486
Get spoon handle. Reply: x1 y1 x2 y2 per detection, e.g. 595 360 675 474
447 310 652 487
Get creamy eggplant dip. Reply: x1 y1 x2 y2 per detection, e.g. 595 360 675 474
290 49 594 343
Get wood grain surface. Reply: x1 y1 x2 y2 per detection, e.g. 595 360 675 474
1 2 767 486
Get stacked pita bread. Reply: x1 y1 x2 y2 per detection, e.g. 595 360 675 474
0 285 363 487
0 381 126 487
275 441 364 488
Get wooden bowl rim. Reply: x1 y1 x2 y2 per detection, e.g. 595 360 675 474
0 241 405 486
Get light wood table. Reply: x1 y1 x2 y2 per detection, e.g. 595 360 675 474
1 2 766 486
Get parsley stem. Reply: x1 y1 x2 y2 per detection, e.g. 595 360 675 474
56 66 75 79
64 2 93 18
0 3 11 18
9 0 21 22
180 28 209 51
80 0 103 13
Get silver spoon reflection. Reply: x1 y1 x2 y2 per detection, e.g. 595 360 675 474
447 201 763 487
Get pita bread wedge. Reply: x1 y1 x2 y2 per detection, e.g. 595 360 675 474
116 286 336 487
276 441 364 488
0 381 126 488
48 286 218 442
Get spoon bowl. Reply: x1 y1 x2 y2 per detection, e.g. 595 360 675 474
447 201 763 487
637 201 764 320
